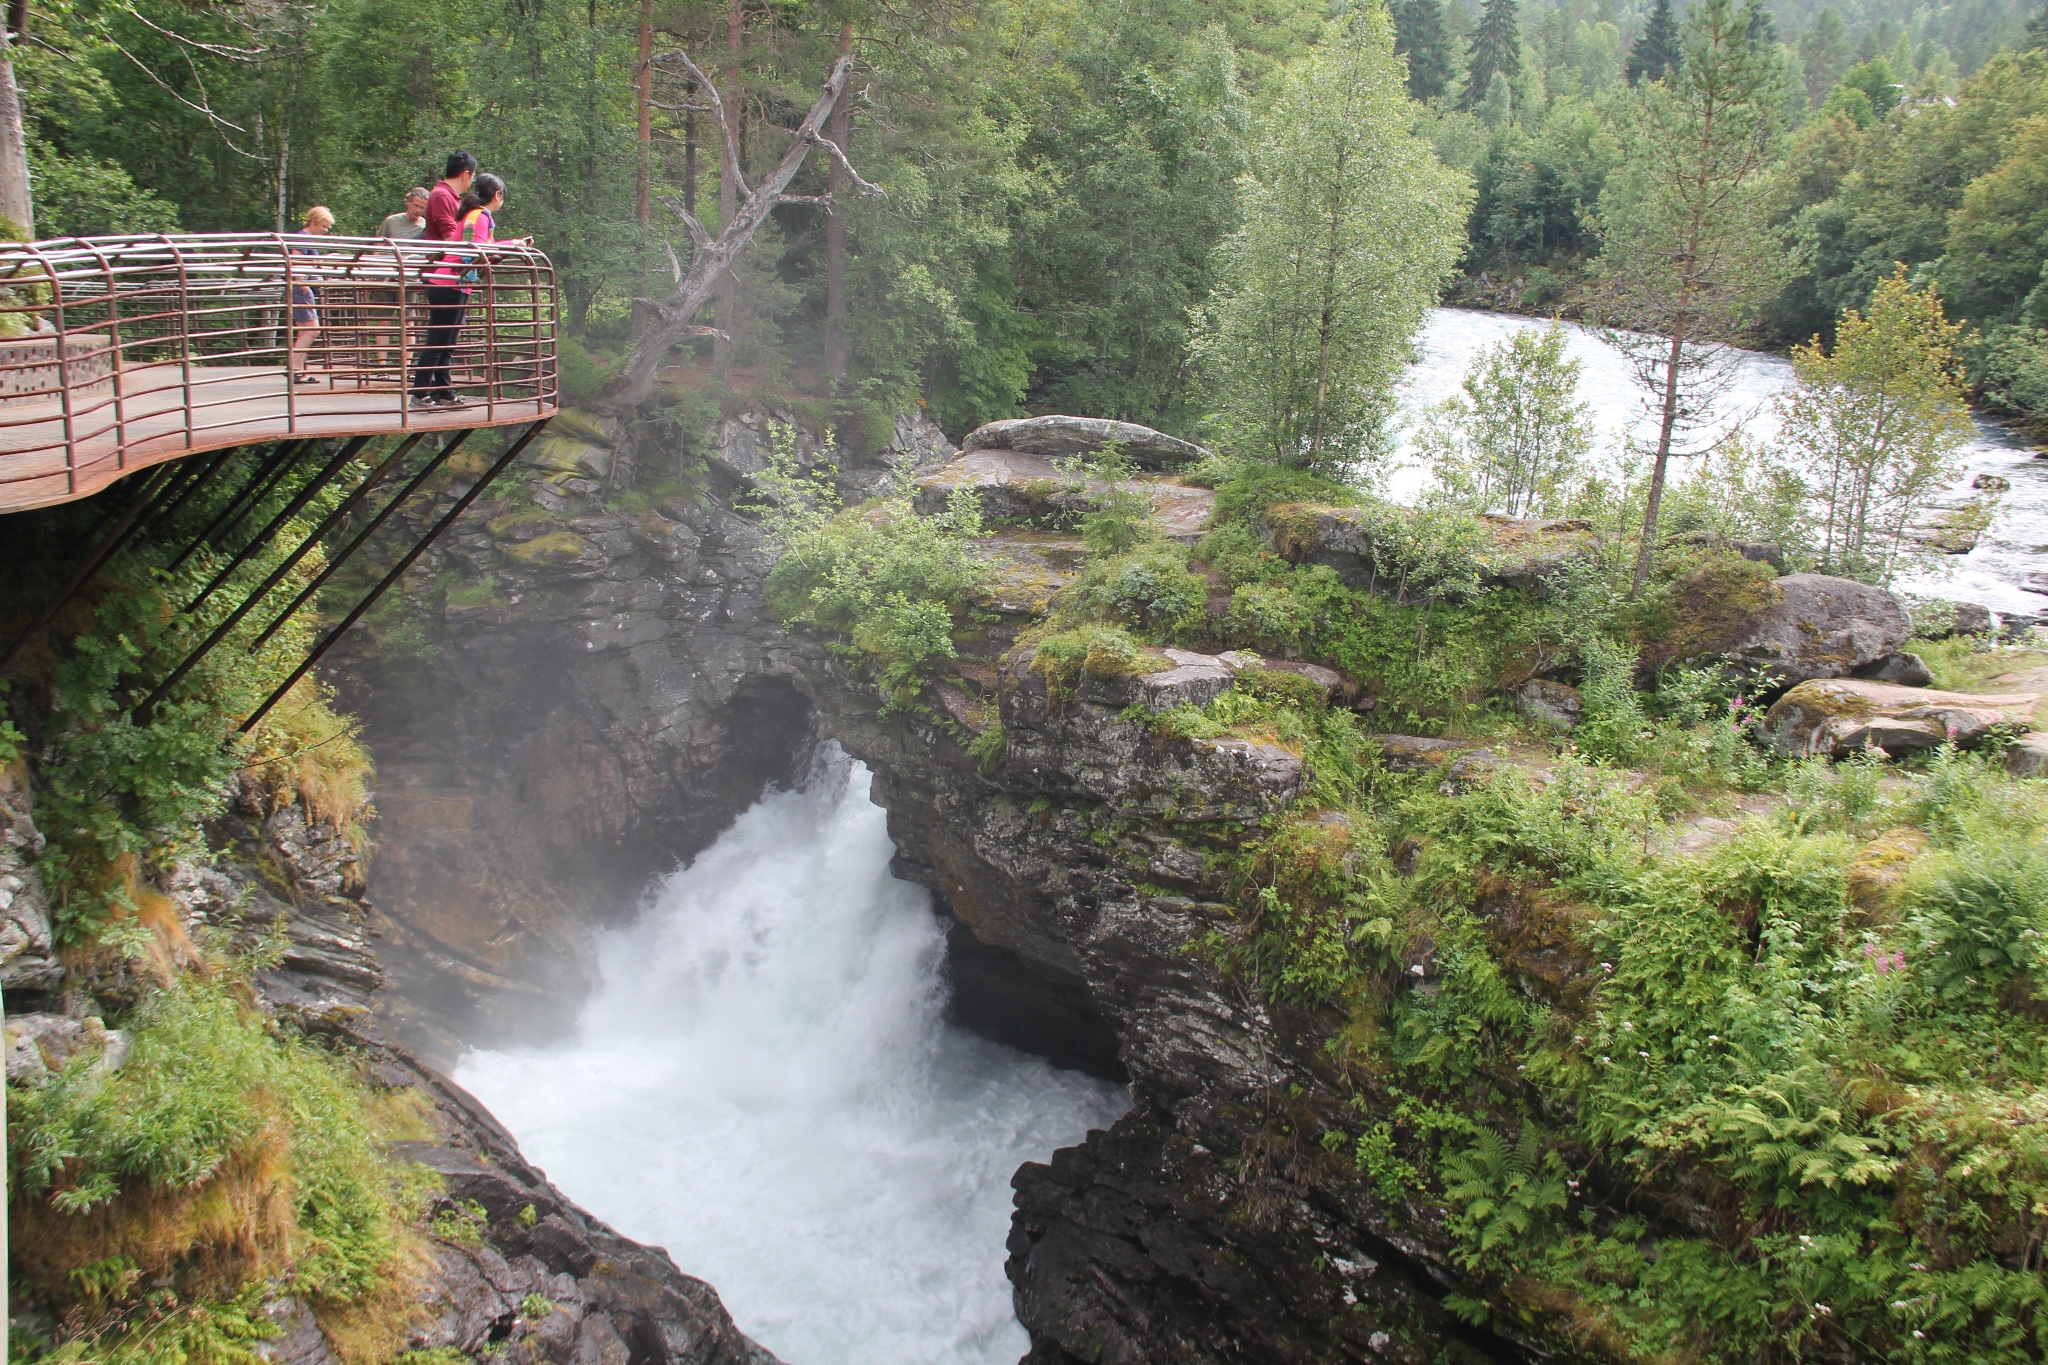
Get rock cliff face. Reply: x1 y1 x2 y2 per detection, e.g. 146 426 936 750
340 412 1573 1362
802 644 1543 1364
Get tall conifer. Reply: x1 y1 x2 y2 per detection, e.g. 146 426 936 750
1395 0 1455 103
1459 0 1522 110
1626 0 1681 84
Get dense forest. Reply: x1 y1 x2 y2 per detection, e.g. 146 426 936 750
12 0 2048 439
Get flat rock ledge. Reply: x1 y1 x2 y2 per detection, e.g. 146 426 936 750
1765 678 2043 757
960 414 1211 469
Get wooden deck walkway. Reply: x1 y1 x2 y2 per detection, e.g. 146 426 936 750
0 363 549 513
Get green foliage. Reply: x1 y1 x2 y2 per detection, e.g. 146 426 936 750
1192 9 1471 472
9 975 407 1305
1067 540 1209 636
1572 636 1651 762
760 450 986 710
1906 841 2048 1001
1440 1127 1570 1267
26 138 182 238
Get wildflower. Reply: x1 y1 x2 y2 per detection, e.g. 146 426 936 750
1798 1235 1813 1246
1409 963 1425 977
1622 1020 1634 1031
1638 1050 1650 1060
1708 1034 1720 1043
1600 962 1614 973
1573 1035 1585 1045
1911 1263 1928 1272
1914 1331 1925 1339
1600 1055 1611 1064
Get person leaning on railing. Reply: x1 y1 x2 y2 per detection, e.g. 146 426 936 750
411 151 475 408
371 186 428 375
413 168 530 410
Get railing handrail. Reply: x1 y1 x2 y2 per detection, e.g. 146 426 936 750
0 232 560 514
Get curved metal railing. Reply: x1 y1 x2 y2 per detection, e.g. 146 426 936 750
0 233 559 512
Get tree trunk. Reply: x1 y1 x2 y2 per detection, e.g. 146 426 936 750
0 25 31 240
1305 148 1346 467
607 53 863 411
822 20 853 387
712 0 743 379
684 84 698 216
637 0 652 225
1629 315 1688 597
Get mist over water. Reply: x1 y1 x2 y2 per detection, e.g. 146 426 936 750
455 747 1130 1365
1396 309 2048 617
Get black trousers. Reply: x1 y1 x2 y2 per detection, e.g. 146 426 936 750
412 286 467 399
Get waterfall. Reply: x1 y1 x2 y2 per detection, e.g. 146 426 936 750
455 745 1130 1364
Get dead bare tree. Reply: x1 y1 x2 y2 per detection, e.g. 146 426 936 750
603 50 879 411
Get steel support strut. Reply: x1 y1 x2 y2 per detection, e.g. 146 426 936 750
240 420 550 732
167 440 306 573
249 430 475 651
139 450 236 539
183 437 372 618
136 433 422 722
0 464 179 675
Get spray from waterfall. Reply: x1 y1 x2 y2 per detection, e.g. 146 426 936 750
456 744 1128 1365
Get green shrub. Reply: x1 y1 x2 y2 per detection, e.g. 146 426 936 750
1069 541 1208 636
1572 636 1650 764
10 976 409 1307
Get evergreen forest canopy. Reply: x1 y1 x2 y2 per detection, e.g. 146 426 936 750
11 0 2048 444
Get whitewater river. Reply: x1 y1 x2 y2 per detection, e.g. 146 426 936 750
456 748 1130 1365
456 308 2046 1365
1395 309 2048 619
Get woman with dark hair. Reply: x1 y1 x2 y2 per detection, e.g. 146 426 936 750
412 171 530 408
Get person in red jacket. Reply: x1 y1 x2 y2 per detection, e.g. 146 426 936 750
411 151 478 407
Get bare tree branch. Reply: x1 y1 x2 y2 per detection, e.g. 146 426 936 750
803 129 882 198
120 6 264 59
656 49 748 198
603 50 880 411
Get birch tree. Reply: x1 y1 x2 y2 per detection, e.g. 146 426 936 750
1593 0 1790 595
1418 322 1595 516
1780 268 1975 583
1194 9 1469 475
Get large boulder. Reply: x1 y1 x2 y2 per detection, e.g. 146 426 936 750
1264 504 1602 601
960 415 1211 470
1764 678 2042 757
1646 571 1912 686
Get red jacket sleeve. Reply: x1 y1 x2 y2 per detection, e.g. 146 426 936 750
425 183 462 242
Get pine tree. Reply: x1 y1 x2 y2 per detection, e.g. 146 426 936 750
1394 0 1455 103
1596 0 1790 596
1626 0 1681 84
1459 0 1522 110
2026 1 2048 50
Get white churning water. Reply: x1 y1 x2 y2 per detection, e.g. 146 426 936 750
455 746 1130 1365
1394 308 2048 618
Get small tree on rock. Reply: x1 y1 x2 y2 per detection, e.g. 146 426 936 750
1781 267 1975 584
1193 11 1469 475
1419 321 1596 517
1593 0 1790 596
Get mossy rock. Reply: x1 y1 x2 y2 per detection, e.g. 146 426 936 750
487 507 563 543
502 531 603 569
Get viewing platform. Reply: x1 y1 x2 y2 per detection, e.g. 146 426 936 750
0 233 559 513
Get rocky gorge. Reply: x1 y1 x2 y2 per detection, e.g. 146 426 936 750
282 396 2048 1363
8 388 2048 1364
